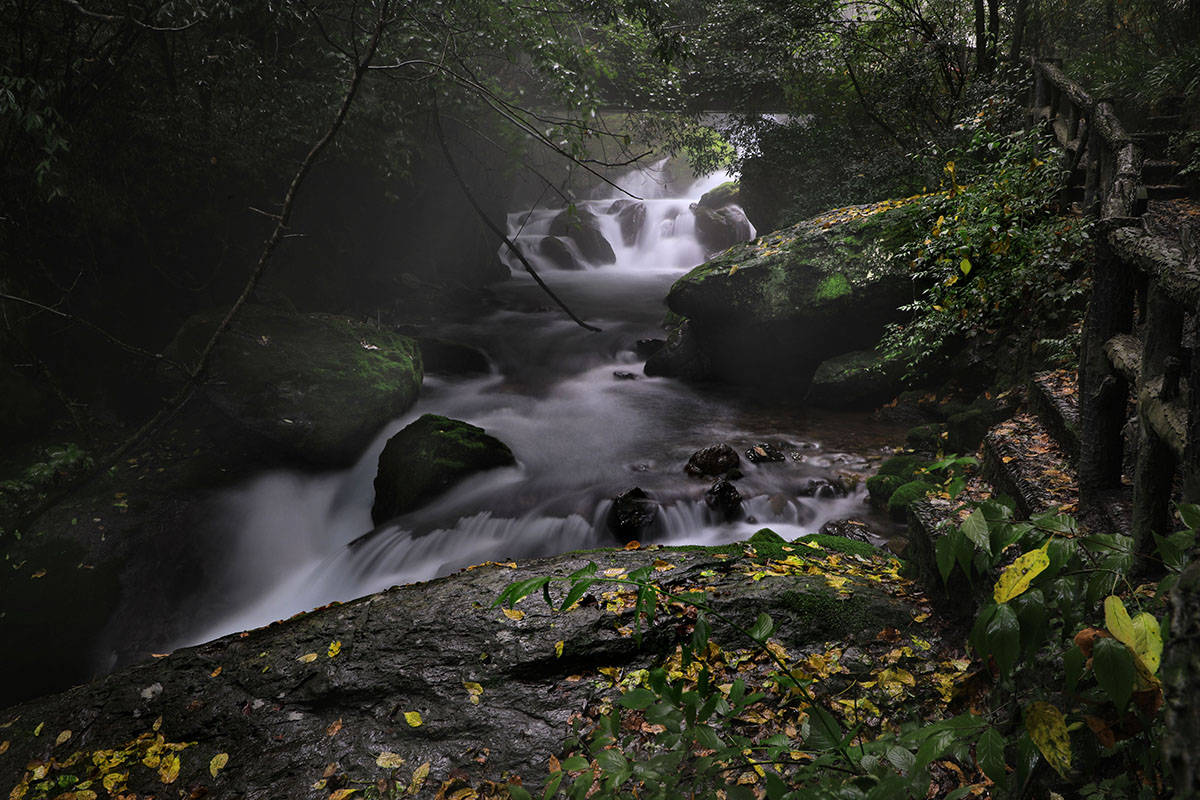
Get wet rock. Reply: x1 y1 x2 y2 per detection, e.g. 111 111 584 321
165 304 422 466
705 478 743 521
606 487 659 544
549 208 616 265
798 478 848 499
0 547 918 798
807 348 904 410
818 519 874 543
643 319 711 381
538 235 584 270
691 204 754 254
684 443 741 477
887 480 938 521
662 205 916 390
372 414 515 524
418 338 490 376
745 442 786 464
697 180 741 210
613 371 638 381
906 423 948 453
608 199 647 247
635 338 665 359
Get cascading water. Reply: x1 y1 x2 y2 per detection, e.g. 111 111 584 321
181 160 898 647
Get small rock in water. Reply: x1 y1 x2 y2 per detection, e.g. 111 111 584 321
685 443 741 477
635 338 665 359
798 478 848 499
818 519 875 544
606 487 660 544
613 370 638 381
705 478 743 521
745 442 786 463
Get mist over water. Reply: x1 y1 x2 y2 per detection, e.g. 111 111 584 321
182 161 895 646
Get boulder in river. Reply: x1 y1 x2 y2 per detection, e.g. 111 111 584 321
606 487 660 544
705 477 743 521
608 199 647 247
697 180 741 210
643 319 711 382
684 443 741 477
691 203 754 254
166 304 422 466
549 207 616 265
537 235 584 271
818 518 875 543
653 201 922 390
745 442 786 464
372 414 515 524
417 337 490 376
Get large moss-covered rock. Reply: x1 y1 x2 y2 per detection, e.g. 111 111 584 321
656 202 921 389
888 480 938 520
807 348 904 409
691 204 754 254
168 304 422 466
372 414 515 524
698 180 741 210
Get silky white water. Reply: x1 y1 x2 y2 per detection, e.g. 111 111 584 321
182 161 895 645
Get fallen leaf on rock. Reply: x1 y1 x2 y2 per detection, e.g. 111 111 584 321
55 729 71 746
501 608 525 621
652 560 675 572
603 567 627 578
297 653 318 663
210 752 228 777
159 752 181 784
328 640 342 658
464 682 483 705
409 762 431 794
210 666 222 678
329 789 359 800
405 711 423 727
0 740 7 754
377 751 406 769
326 717 343 737
554 641 564 658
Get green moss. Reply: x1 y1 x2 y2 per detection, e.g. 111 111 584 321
814 272 851 301
887 480 938 520
905 423 948 452
877 454 929 479
866 474 905 509
801 533 880 558
778 586 895 641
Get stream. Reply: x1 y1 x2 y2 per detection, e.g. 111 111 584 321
182 163 907 646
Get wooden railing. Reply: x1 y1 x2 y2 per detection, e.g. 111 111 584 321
1029 58 1197 567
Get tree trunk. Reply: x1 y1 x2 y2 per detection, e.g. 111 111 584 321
974 0 989 74
1009 0 1029 60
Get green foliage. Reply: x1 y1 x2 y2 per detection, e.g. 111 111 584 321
881 107 1093 379
0 443 92 536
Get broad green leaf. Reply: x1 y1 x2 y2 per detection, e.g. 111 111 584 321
1092 637 1135 711
886 745 916 775
619 688 657 710
935 535 956 585
959 257 972 275
748 612 775 642
1179 503 1200 531
559 755 589 772
961 509 991 554
1103 595 1135 645
993 541 1050 603
594 748 627 775
914 729 957 771
1063 645 1085 695
985 603 1020 675
1130 612 1163 675
508 784 532 800
975 727 1005 784
1024 702 1070 777
805 705 844 751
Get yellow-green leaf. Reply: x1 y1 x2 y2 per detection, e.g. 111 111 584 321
376 751 405 769
463 682 483 705
408 762 431 795
330 789 359 800
1130 612 1163 674
1104 595 1135 645
297 652 318 663
959 257 972 275
55 729 71 746
404 711 423 727
501 608 525 621
993 541 1050 603
1025 701 1071 777
102 772 127 793
210 752 228 778
554 640 564 658
327 640 342 658
159 752 181 784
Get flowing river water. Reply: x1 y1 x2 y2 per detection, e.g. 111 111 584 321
181 164 907 646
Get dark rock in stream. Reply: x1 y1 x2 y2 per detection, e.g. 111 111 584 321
684 443 740 477
608 199 647 247
613 370 638 381
745 442 786 464
705 478 743 521
605 487 659 543
537 236 584 271
418 338 491 376
549 208 616 265
818 519 875 544
798 477 849 499
0 547 915 798
691 203 754 254
635 338 665 359
372 414 516 525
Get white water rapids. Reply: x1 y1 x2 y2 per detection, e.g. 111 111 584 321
180 161 899 646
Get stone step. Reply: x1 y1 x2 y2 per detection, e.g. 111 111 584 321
1147 114 1186 131
1028 370 1081 460
982 413 1079 519
1132 131 1173 159
1144 159 1183 185
1143 184 1192 202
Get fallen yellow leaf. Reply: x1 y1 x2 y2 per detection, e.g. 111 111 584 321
602 567 626 578
464 682 483 705
408 762 431 794
326 717 343 737
210 666 222 678
327 640 342 658
554 640 564 658
210 752 229 777
404 711 423 727
297 653 319 663
330 789 359 800
501 608 525 621
159 752 181 784
55 729 71 746
0 740 7 755
376 751 405 769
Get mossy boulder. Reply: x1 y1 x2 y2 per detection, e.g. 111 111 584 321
906 423 949 453
877 454 930 479
167 304 422 466
698 180 741 210
888 480 938 520
372 414 515 524
691 204 754 254
866 474 906 509
549 207 616 265
807 348 905 409
655 201 922 389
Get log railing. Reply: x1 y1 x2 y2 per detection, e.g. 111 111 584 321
1030 58 1197 567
